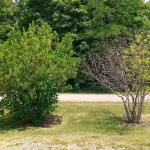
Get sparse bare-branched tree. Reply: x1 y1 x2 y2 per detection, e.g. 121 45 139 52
82 33 150 123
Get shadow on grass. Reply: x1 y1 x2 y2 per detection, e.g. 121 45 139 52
0 106 134 135
0 115 27 133
77 109 133 135
0 115 62 134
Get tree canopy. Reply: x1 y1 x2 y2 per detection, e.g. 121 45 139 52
0 0 18 42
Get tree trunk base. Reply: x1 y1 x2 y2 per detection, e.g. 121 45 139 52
120 117 145 126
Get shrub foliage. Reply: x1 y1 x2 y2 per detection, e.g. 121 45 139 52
0 22 80 122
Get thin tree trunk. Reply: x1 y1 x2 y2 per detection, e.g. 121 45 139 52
123 100 132 123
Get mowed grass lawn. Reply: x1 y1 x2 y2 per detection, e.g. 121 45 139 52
0 103 150 150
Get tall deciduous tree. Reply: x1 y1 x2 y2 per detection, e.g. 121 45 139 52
19 0 89 36
83 0 149 53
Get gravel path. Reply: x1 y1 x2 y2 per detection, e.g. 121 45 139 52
0 94 150 102
58 93 150 102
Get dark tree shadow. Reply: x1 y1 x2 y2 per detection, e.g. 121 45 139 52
0 115 27 133
0 115 62 133
79 109 133 135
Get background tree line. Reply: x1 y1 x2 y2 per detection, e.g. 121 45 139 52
0 0 150 92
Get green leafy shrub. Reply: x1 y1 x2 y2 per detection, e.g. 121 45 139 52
0 22 80 122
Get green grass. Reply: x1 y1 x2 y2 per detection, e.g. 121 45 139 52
0 103 150 150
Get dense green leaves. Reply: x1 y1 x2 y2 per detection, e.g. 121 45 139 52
0 22 80 122
124 32 150 90
1 0 149 53
83 0 149 52
23 0 89 35
0 0 18 42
